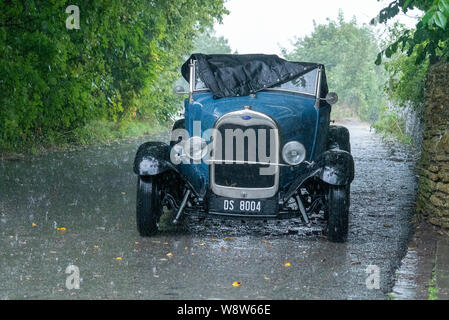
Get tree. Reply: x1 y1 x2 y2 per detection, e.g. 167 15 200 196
381 23 429 110
373 0 449 65
0 0 228 150
193 28 233 54
283 11 386 123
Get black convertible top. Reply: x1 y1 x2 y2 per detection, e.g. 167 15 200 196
181 53 323 99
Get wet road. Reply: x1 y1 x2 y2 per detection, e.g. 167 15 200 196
0 121 418 299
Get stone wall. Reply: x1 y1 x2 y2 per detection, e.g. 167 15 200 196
416 62 449 228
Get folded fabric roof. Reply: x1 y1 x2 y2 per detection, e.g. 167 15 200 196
181 53 323 99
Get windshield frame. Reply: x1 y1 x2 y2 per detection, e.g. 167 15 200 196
190 60 320 98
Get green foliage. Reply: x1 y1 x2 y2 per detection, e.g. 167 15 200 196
372 107 412 144
283 12 387 123
382 23 429 110
193 28 233 54
73 119 165 146
374 0 449 65
428 265 439 300
0 0 228 151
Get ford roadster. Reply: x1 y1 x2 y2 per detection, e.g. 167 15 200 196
133 54 354 242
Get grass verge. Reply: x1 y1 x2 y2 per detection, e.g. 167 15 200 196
428 262 439 300
372 110 413 145
0 117 167 159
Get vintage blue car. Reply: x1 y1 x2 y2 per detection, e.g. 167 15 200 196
133 54 354 242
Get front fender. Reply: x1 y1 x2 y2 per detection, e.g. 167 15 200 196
283 149 354 201
318 149 354 186
133 141 173 176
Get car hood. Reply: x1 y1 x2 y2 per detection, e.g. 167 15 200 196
185 91 320 162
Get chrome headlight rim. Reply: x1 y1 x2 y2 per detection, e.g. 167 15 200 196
282 141 306 166
184 136 208 161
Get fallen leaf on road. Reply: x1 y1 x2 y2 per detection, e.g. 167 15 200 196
57 227 67 234
232 281 242 287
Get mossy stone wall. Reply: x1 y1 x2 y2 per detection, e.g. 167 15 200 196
416 62 449 227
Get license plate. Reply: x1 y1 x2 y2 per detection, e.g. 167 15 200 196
223 199 262 213
208 196 278 216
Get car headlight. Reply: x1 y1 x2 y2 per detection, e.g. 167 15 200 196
282 141 306 165
184 136 208 161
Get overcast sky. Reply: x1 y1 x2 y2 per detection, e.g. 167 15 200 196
214 0 421 55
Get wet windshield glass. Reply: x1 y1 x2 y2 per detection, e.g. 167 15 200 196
268 68 317 95
193 64 317 96
194 64 208 90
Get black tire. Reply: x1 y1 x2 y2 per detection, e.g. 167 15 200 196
136 176 163 236
327 125 351 153
170 119 185 147
326 184 350 243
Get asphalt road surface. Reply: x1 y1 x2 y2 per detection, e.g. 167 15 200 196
0 121 418 299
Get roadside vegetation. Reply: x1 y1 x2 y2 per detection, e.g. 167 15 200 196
283 11 387 124
373 0 449 145
2 1 449 154
428 263 439 300
0 0 228 154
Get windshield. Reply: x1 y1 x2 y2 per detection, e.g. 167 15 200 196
267 68 317 95
193 63 318 96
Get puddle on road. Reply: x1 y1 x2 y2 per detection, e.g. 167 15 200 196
389 249 419 299
165 211 327 240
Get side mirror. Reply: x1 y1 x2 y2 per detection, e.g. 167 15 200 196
324 92 338 105
174 85 188 95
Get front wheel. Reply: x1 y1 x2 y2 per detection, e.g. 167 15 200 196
326 185 350 243
136 176 163 236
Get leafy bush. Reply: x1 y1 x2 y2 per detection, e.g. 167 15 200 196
0 0 228 152
372 106 412 144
